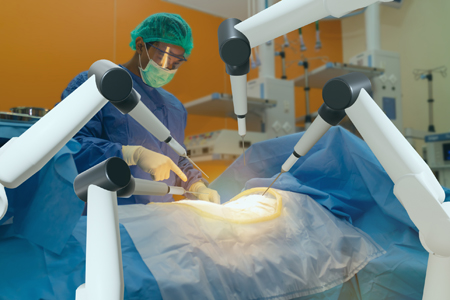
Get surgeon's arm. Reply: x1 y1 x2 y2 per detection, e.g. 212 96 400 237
72 114 124 174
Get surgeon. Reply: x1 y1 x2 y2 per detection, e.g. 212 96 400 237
61 13 220 205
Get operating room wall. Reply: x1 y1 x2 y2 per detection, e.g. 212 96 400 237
0 0 236 128
0 0 342 183
341 0 450 135
0 0 238 185
276 20 343 126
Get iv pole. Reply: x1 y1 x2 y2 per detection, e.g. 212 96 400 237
413 66 447 133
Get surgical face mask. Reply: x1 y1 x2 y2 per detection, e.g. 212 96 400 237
138 45 177 88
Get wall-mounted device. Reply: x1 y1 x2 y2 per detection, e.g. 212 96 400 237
424 132 450 188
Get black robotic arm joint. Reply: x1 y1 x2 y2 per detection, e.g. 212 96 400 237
322 72 372 111
318 103 346 126
88 60 139 114
218 18 251 76
73 157 134 202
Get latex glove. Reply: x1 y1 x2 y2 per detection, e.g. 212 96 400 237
189 181 220 204
122 145 187 182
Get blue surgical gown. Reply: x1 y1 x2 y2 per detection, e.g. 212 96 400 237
61 66 202 205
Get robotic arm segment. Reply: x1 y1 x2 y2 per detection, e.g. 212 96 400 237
130 178 170 196
394 173 450 257
0 59 197 220
325 0 392 19
218 18 250 138
281 72 371 173
233 0 386 49
282 115 332 172
230 75 248 137
338 73 449 257
218 0 387 142
74 157 132 202
127 101 171 142
345 88 437 184
322 73 432 184
281 103 346 173
0 60 139 192
280 72 449 257
128 178 208 197
89 60 188 157
84 185 123 300
89 60 189 159
234 0 329 48
73 158 190 200
0 184 7 220
127 102 188 157
0 75 108 190
130 178 186 196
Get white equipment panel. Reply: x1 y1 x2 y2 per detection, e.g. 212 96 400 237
184 77 296 161
185 129 267 162
293 62 384 89
184 93 276 118
247 77 296 139
349 49 403 133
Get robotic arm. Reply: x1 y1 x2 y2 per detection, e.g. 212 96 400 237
0 59 197 220
72 157 203 300
275 72 450 299
217 0 391 140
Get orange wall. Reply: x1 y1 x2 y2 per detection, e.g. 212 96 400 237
0 1 342 182
0 0 229 111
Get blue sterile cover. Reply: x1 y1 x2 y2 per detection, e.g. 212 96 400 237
210 126 450 299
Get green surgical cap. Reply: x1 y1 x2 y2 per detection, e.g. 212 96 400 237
130 13 194 55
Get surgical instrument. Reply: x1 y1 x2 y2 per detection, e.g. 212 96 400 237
131 177 208 197
185 155 209 178
262 170 284 196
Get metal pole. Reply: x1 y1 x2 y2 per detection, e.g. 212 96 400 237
427 73 435 132
280 45 287 80
304 60 311 129
365 3 381 52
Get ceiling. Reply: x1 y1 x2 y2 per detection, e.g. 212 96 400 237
163 0 254 21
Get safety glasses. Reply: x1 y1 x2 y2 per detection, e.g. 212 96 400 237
146 43 187 70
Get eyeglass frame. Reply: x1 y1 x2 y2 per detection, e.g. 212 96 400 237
146 42 188 64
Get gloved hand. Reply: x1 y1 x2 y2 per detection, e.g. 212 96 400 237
122 145 187 182
189 181 220 204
